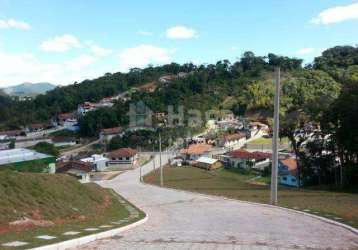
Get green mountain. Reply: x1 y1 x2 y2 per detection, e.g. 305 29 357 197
3 82 56 96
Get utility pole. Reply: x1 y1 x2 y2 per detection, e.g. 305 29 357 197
271 67 280 205
139 147 143 182
159 132 163 187
153 143 156 171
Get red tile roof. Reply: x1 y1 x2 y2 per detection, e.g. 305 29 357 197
56 161 92 173
227 149 271 161
180 143 212 155
58 112 75 121
108 148 137 158
280 158 297 174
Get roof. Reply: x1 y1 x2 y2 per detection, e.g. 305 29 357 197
224 133 246 142
58 112 75 120
29 123 47 129
196 156 218 165
0 130 23 136
56 161 92 173
108 148 137 158
101 127 123 135
0 148 53 166
280 158 297 175
227 150 271 161
180 143 212 155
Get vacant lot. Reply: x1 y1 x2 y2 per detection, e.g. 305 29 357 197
144 166 358 229
0 171 144 249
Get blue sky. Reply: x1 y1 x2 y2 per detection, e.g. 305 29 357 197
0 0 357 86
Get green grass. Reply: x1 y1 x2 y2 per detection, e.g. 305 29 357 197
0 171 144 249
144 166 358 229
0 157 56 173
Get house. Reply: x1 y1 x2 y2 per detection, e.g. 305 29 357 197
106 148 138 170
77 102 97 116
219 132 246 150
28 123 49 132
279 157 299 187
0 130 24 140
180 143 212 161
56 161 92 183
99 127 124 144
193 156 223 170
80 154 109 171
158 74 176 83
58 112 75 125
222 149 271 170
52 136 78 147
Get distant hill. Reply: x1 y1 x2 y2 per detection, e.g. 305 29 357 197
3 82 56 96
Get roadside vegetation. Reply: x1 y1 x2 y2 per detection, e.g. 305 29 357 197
144 166 358 229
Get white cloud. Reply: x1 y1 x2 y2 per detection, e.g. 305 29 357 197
230 46 239 51
0 18 31 30
118 44 173 72
297 48 315 55
166 26 197 39
85 41 112 57
311 2 358 25
65 54 97 71
137 30 153 36
0 51 101 86
40 34 82 52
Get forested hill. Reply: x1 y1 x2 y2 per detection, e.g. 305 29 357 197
0 45 358 132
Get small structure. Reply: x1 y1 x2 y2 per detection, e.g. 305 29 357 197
0 130 24 140
77 102 97 116
106 148 138 170
99 127 124 144
158 74 176 83
222 149 271 170
27 123 49 132
80 154 109 171
56 161 92 183
194 156 222 170
52 136 78 147
279 157 299 187
58 112 75 125
180 143 212 161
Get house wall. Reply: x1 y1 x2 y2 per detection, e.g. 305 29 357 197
279 174 299 187
106 154 138 170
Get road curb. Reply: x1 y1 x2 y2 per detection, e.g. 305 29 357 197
141 181 358 235
30 214 148 250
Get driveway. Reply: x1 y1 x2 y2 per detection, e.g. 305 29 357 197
76 153 358 250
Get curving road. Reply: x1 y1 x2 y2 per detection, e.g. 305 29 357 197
76 153 358 250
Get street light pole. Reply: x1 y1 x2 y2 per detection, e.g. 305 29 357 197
159 132 163 187
271 67 280 205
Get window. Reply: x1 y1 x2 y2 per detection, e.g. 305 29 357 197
283 177 287 181
291 177 296 182
112 157 115 160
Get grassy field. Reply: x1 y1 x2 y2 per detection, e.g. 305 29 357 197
144 166 358 229
0 171 144 249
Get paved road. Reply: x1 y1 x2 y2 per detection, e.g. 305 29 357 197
77 154 358 250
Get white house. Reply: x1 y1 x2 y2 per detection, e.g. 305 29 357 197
219 133 247 150
180 143 212 161
279 157 299 187
80 154 109 171
222 149 271 170
106 148 138 170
